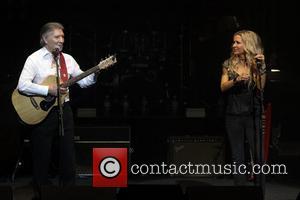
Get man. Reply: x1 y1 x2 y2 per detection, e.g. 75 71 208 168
17 22 97 193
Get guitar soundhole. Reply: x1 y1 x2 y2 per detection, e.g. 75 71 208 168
40 96 56 111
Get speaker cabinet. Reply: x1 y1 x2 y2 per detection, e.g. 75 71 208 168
167 136 225 177
0 185 12 200
74 126 131 177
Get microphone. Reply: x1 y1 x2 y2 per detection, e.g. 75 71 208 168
52 48 60 57
255 58 262 67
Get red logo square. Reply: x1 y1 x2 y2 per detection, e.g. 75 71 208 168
93 148 128 187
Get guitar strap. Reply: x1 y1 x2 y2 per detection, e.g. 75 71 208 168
59 52 68 82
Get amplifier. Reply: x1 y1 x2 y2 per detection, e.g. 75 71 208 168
0 185 12 200
74 126 131 177
167 136 225 177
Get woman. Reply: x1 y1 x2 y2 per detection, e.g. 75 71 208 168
220 30 267 185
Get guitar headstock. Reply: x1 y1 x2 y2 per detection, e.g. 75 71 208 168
98 54 117 70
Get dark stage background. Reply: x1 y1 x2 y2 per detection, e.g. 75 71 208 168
2 0 300 179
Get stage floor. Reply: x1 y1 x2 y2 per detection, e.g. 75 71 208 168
2 174 299 200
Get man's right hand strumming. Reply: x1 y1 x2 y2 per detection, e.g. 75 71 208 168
48 84 68 96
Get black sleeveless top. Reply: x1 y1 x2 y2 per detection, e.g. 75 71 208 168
223 60 260 116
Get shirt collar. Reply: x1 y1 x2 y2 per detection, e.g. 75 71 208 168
41 47 53 58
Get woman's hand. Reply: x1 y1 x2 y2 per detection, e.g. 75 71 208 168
254 54 266 74
234 73 250 83
254 54 265 64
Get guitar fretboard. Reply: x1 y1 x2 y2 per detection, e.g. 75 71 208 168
63 65 100 88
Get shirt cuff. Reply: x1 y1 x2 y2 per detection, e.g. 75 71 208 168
40 85 49 96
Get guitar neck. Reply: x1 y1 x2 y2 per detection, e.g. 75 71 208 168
63 65 100 87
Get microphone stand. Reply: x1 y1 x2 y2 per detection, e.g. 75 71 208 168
53 50 65 187
256 61 266 197
53 51 65 137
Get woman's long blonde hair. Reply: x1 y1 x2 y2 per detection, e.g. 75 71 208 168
228 30 264 88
